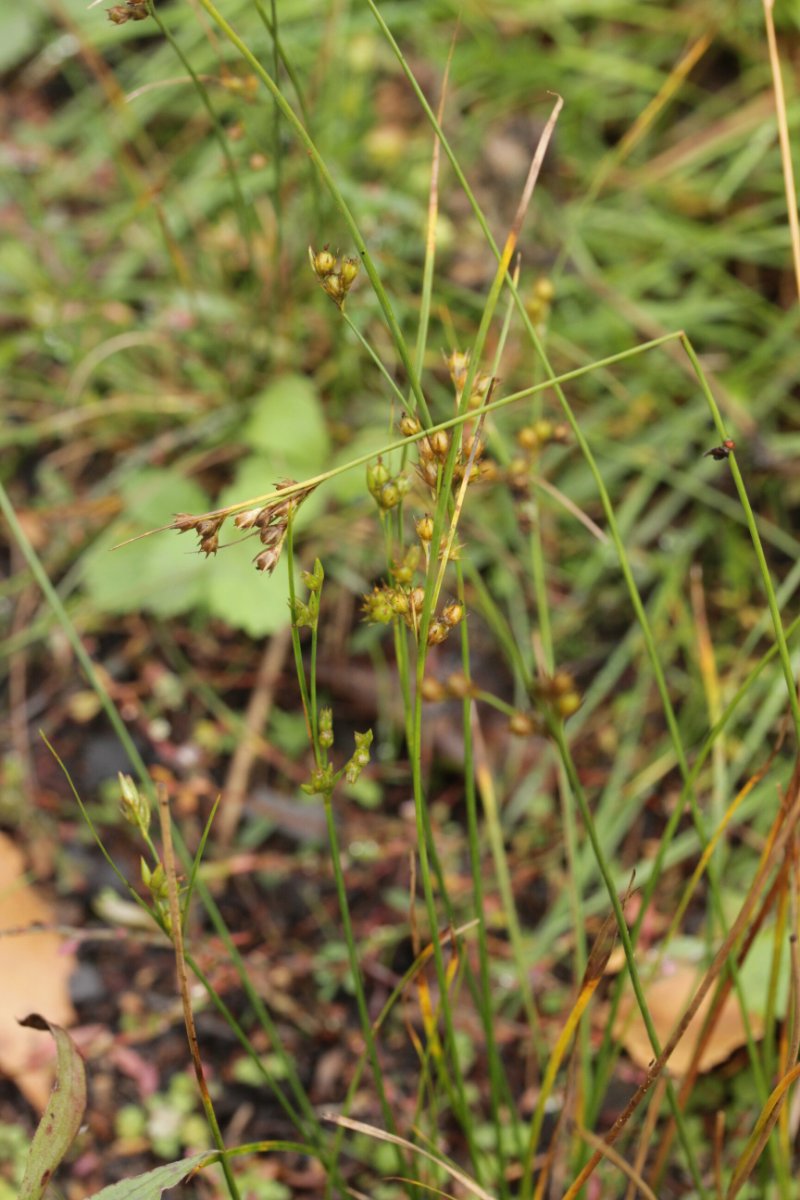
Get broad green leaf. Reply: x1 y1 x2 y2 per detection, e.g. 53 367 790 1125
206 533 293 637
82 469 209 617
328 426 396 505
85 1152 217 1200
18 1015 86 1200
242 375 329 473
117 468 210 529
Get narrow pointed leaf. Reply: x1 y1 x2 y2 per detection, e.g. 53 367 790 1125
86 1152 218 1199
18 1014 87 1200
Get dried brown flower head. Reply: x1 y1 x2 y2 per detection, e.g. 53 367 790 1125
170 479 316 576
107 0 149 23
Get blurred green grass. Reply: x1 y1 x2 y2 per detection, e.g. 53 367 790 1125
4 0 800 900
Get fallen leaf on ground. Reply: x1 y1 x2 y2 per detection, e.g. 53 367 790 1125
613 960 763 1076
0 831 76 1109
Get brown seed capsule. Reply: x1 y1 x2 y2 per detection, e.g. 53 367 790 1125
461 435 485 464
551 670 576 695
445 672 475 699
441 602 464 628
508 458 531 493
509 712 540 736
254 547 281 574
409 587 425 613
309 245 336 277
446 350 470 394
253 506 276 529
427 620 449 645
196 517 222 538
429 429 451 460
437 536 462 562
173 512 200 532
389 590 410 615
421 677 447 702
517 426 539 452
399 413 422 437
259 525 283 547
234 508 262 530
415 515 434 542
417 459 440 489
340 256 360 288
321 273 345 304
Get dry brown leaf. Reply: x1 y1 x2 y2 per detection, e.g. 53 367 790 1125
0 830 76 1109
613 961 763 1077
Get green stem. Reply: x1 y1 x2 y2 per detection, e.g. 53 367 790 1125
285 521 317 756
319 789 406 1173
520 721 707 1200
456 573 516 1190
680 333 800 742
410 640 487 1183
341 310 414 415
191 332 682 523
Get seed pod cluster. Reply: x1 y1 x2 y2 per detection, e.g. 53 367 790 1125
525 276 555 327
361 580 465 645
419 675 545 739
532 670 582 719
509 419 570 496
367 458 410 512
107 1 149 23
446 350 496 414
309 245 360 310
408 417 490 493
172 479 315 576
173 512 225 558
508 711 543 736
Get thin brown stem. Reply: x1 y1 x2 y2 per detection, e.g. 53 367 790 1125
157 786 240 1199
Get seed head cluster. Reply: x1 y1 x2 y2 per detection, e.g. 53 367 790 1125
532 670 582 719
419 669 578 737
367 458 411 512
525 276 556 328
172 479 316 576
309 245 360 310
107 0 149 23
361 582 464 646
509 418 570 495
361 540 464 646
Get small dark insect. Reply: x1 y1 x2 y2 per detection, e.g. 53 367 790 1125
703 439 736 461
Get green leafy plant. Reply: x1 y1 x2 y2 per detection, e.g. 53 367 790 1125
6 1 800 1198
